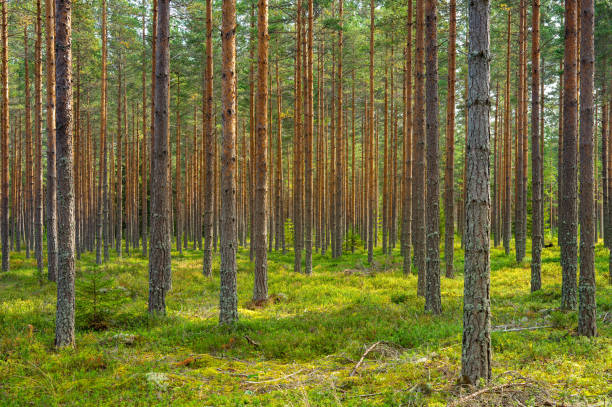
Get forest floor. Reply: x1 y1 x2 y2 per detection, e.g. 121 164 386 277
0 238 611 406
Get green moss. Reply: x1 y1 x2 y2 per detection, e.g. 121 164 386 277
0 239 610 405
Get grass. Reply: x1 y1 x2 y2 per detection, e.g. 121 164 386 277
0 237 611 406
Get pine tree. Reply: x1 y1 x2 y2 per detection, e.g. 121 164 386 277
424 0 441 314
560 0 578 310
55 0 76 348
577 0 596 336
461 0 491 383
202 0 214 276
530 0 542 291
219 0 239 325
148 0 172 314
45 0 57 280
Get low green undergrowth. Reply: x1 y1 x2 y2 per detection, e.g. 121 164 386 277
0 238 610 406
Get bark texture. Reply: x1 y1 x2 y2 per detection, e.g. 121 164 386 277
530 0 542 292
461 0 492 383
253 0 269 302
560 0 578 310
424 0 441 314
219 0 239 324
54 0 76 348
148 0 172 314
577 0 596 337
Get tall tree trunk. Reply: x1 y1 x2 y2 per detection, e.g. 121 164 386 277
560 0 578 310
333 0 343 259
219 0 238 324
116 62 123 256
424 0 441 314
101 0 109 263
402 0 413 275
148 0 171 314
304 0 314 271
293 0 303 273
577 0 596 337
46 0 58 280
24 27 33 260
503 10 511 255
35 0 44 281
0 0 7 272
515 0 526 263
202 0 214 276
367 0 374 264
414 0 426 295
461 0 491 384
531 0 542 291
444 0 456 278
175 75 182 254
253 0 269 302
604 101 609 246
275 58 284 252
54 0 76 347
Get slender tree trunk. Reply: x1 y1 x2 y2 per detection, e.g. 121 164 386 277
24 27 33 260
219 0 238 324
424 0 441 314
0 0 7 273
577 0 596 336
45 0 58 280
304 0 314 271
503 10 511 255
444 0 456 278
414 0 426 295
116 62 123 256
202 0 214 276
367 0 375 264
293 0 303 273
402 1 413 275
275 58 284 253
101 0 110 262
148 0 171 314
35 0 44 281
560 0 578 310
515 0 526 263
531 0 542 291
461 0 491 384
253 0 269 301
54 0 76 347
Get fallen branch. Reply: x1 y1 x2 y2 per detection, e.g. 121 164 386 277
350 341 381 376
244 335 260 348
449 383 529 406
244 369 304 384
492 325 552 333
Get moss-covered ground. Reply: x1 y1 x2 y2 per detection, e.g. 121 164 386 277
0 238 610 406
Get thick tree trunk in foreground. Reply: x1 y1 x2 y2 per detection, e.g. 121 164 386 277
253 0 269 302
424 0 441 314
202 0 214 276
461 0 491 384
560 0 578 310
577 0 596 337
530 0 542 292
148 0 172 315
46 0 58 281
219 0 238 325
54 0 76 348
